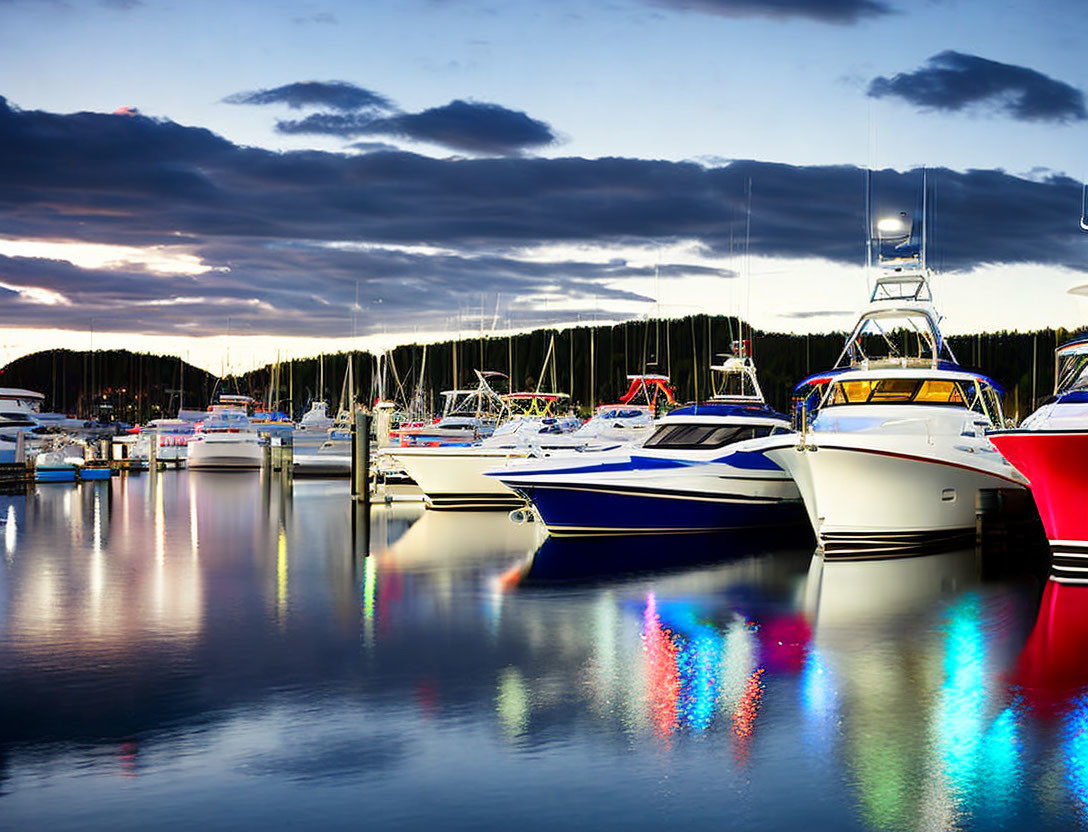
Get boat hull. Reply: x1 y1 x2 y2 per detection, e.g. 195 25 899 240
384 448 529 509
509 479 806 536
990 430 1088 583
187 438 262 470
766 441 1025 559
495 448 804 536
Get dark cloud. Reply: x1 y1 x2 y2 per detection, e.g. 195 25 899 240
224 81 393 113
868 51 1087 123
643 0 891 24
0 243 661 337
0 96 1084 338
278 99 557 156
349 140 404 154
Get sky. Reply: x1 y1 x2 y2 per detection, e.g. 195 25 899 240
0 0 1086 373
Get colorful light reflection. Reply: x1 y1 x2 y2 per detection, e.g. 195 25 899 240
1064 693 1088 823
936 594 1023 819
641 593 679 738
639 595 772 743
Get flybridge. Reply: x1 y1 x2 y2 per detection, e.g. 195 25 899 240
835 197 956 372
834 273 953 372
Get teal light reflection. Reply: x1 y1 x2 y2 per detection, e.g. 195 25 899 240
1064 693 1088 823
936 594 1023 819
801 648 837 749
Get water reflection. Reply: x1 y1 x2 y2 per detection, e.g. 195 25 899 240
806 550 1040 831
0 473 1083 831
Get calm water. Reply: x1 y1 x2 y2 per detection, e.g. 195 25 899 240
0 471 1084 830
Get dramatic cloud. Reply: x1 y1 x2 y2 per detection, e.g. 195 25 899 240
643 0 892 24
278 100 557 156
349 141 403 154
0 95 1084 338
224 81 393 113
868 51 1087 123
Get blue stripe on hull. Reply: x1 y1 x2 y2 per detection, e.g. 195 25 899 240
518 484 806 535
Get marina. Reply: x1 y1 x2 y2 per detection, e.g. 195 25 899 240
0 197 1086 831
3 0 1087 826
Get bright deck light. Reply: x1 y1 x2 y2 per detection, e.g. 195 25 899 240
876 216 909 234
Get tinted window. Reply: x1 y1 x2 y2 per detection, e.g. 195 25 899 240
830 378 972 407
644 423 775 449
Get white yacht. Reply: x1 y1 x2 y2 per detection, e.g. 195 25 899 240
187 398 262 470
378 391 581 509
298 400 335 432
131 418 195 464
763 214 1026 558
0 387 89 432
0 389 39 463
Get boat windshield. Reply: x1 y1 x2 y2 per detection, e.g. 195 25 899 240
643 422 784 450
827 377 1001 421
203 409 251 431
1058 352 1088 393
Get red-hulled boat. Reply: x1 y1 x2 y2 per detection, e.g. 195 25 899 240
991 334 1088 583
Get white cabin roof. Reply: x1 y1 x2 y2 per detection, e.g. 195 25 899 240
831 367 989 384
0 388 45 400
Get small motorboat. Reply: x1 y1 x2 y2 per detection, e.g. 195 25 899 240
491 352 805 535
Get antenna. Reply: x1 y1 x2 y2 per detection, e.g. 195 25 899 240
744 177 752 345
920 167 928 273
865 167 873 293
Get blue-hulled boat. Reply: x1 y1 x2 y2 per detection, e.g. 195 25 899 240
489 354 808 536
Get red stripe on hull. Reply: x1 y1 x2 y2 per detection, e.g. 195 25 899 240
990 431 1088 542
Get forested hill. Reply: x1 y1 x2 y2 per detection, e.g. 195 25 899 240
0 349 217 423
0 319 1070 422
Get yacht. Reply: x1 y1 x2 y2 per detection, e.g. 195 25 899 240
298 400 335 432
187 397 262 470
490 353 804 535
531 374 675 452
378 391 581 509
990 333 1088 583
131 418 195 464
0 389 38 463
394 371 507 447
763 213 1025 558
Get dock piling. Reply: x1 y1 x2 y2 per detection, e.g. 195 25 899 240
351 411 371 503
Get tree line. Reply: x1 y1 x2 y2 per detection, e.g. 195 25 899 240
0 318 1068 423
